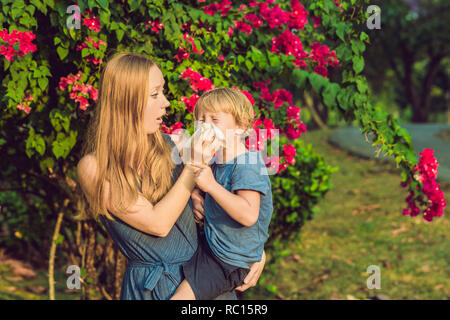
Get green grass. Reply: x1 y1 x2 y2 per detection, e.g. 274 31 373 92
0 261 80 300
1 128 449 300
243 128 450 300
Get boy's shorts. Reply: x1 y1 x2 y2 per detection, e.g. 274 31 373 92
182 232 250 300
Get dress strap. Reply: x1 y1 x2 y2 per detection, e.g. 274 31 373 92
128 254 192 292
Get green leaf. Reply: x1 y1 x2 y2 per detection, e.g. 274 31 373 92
57 46 69 60
28 133 46 156
245 59 254 71
96 0 108 9
51 131 77 159
322 83 340 107
360 31 369 42
337 87 351 111
38 77 48 91
352 55 364 74
49 109 71 133
291 69 308 89
308 72 328 94
351 39 365 54
128 0 140 12
335 22 347 42
54 235 64 244
356 78 368 93
116 29 124 42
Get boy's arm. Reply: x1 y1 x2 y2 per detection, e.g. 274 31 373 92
191 163 261 227
207 182 261 227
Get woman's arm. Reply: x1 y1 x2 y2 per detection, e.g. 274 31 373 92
77 155 197 237
235 250 266 292
78 134 222 237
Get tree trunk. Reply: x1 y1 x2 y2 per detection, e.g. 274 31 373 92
415 54 445 123
303 91 329 130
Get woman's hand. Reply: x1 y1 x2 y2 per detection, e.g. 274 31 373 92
182 128 221 165
235 250 266 292
191 187 205 224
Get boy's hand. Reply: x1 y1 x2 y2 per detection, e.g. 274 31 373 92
191 188 205 224
190 163 216 193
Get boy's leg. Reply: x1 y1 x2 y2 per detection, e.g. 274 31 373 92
170 279 196 300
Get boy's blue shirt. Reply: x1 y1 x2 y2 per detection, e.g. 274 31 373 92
203 150 273 269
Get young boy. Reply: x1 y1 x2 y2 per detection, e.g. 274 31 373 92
170 87 273 300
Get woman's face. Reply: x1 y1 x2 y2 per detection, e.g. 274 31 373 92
143 66 170 134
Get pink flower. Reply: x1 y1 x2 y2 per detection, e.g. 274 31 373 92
203 1 232 17
0 29 37 62
183 33 204 55
161 122 184 134
243 13 263 29
174 47 190 62
312 15 321 28
145 18 164 34
285 120 307 139
235 20 253 34
258 3 289 29
309 42 339 77
289 0 309 30
271 29 308 68
23 93 34 102
232 87 255 106
87 56 103 64
17 103 31 114
218 54 225 61
181 94 200 113
264 156 286 173
180 68 213 92
287 105 301 120
83 10 100 32
282 144 297 165
401 148 446 221
88 86 98 101
75 95 89 110
1 44 16 61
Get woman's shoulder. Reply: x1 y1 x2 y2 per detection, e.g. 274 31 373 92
76 153 100 196
77 153 98 178
162 133 175 147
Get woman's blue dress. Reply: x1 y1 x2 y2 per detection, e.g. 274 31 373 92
99 134 237 300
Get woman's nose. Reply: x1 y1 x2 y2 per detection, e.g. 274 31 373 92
162 97 170 109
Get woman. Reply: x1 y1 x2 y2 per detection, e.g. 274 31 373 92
76 52 265 300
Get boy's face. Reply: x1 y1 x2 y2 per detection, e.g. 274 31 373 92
196 110 243 148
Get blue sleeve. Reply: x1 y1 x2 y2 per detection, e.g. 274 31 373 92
230 161 269 196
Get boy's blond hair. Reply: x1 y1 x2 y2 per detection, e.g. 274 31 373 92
194 87 254 134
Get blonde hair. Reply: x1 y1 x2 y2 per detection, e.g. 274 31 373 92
76 52 175 221
193 87 255 134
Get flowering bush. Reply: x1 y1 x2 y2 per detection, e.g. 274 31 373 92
0 0 445 299
401 149 446 222
267 135 338 248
